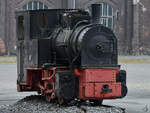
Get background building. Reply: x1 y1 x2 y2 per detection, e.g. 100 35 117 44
0 0 149 55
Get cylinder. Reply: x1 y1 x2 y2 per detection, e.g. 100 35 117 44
91 4 102 23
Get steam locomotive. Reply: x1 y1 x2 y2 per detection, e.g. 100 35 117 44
16 4 127 105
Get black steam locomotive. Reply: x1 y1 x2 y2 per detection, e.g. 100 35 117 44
16 4 127 105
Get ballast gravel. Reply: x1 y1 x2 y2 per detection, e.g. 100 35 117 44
0 95 125 113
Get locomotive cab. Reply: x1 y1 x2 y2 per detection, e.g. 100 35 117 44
16 4 127 105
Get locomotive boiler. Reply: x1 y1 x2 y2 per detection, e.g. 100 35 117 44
16 4 127 105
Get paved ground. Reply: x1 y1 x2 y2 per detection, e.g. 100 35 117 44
105 63 150 113
0 57 150 113
0 63 36 106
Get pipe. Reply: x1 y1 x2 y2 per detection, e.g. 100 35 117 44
73 0 76 9
74 69 81 76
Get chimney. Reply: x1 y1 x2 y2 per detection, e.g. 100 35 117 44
91 4 102 23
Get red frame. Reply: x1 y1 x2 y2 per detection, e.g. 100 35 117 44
17 67 122 100
75 68 122 99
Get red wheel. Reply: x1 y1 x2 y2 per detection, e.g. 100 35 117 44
45 94 52 102
58 97 65 105
90 100 103 106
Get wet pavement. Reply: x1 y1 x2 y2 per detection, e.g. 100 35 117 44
0 59 150 113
